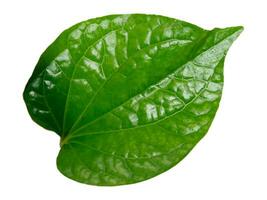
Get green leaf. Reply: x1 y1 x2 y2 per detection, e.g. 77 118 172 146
23 14 243 186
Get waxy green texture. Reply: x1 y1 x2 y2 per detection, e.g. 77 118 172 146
23 14 243 186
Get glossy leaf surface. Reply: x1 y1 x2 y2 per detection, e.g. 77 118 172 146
23 14 243 185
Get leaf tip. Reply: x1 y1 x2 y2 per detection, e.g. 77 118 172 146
229 26 244 43
233 25 244 34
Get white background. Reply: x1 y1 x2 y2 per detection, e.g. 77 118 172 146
0 0 266 199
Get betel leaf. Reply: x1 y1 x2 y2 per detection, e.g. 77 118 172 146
23 14 243 186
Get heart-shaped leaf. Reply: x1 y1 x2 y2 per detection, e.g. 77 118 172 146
23 14 243 185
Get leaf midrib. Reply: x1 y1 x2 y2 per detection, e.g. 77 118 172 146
68 34 210 135
61 29 241 145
